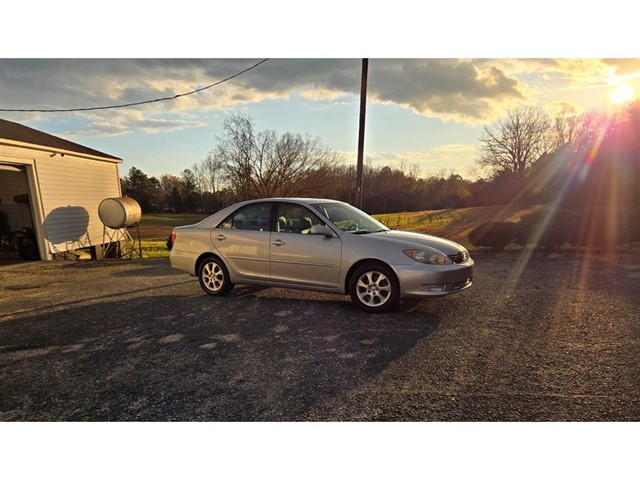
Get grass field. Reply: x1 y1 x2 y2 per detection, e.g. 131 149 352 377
374 204 543 247
135 213 207 258
135 205 543 258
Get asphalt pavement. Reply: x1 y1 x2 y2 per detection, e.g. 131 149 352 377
0 251 638 421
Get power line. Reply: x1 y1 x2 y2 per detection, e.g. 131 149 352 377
0 59 269 113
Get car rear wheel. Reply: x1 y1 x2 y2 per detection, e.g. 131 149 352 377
198 256 233 296
349 262 399 313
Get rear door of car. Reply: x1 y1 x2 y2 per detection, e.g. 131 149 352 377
269 202 341 288
211 202 272 281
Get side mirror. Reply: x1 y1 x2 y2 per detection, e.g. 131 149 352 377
309 225 335 237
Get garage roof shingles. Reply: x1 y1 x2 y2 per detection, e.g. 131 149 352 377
0 118 121 161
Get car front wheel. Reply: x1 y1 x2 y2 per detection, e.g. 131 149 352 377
349 262 399 313
198 256 234 296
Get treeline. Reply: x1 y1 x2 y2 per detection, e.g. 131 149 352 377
122 104 640 226
470 102 640 250
120 163 513 216
120 115 526 214
478 102 640 211
120 113 501 214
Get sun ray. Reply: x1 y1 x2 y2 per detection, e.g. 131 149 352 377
610 84 635 104
496 109 621 302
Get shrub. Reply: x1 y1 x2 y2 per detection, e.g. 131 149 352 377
573 207 640 250
516 209 580 249
469 221 518 250
515 207 640 250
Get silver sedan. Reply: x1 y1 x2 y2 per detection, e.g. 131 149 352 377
169 198 474 312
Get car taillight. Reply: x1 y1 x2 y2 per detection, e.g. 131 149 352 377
167 231 177 251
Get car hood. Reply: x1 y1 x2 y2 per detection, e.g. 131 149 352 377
360 230 465 255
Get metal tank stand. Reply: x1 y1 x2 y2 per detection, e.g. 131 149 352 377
101 225 142 260
49 231 93 260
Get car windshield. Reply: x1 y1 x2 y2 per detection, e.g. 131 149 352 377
312 202 390 234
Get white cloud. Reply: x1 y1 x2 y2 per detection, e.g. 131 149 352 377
3 58 639 138
0 59 528 128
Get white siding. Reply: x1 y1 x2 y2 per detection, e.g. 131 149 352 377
35 156 121 254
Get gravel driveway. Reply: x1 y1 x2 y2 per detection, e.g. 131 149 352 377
0 251 638 421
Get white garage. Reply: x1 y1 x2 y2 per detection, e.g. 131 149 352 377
0 118 123 261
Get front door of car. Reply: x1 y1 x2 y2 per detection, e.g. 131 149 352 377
269 202 341 288
211 202 272 281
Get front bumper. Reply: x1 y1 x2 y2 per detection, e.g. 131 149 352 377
394 259 474 298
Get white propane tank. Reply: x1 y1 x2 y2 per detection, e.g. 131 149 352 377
98 197 142 229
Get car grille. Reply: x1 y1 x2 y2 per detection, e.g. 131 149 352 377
448 251 468 264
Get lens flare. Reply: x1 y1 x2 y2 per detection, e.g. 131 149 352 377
610 84 634 104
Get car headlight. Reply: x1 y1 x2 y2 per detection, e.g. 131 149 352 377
404 248 453 265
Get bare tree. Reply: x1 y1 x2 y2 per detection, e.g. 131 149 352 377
215 114 268 199
398 159 421 181
191 153 226 212
215 114 339 200
201 152 225 194
478 106 553 179
553 109 581 150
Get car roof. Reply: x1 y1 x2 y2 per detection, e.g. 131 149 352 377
198 198 345 224
244 198 344 204
251 197 343 203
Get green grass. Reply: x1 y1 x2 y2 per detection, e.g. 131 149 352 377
375 205 545 249
137 213 208 258
375 210 459 231
139 240 172 259
139 213 209 227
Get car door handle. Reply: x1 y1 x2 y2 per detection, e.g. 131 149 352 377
215 234 227 241
271 239 285 247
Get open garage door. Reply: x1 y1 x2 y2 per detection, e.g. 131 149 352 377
0 163 40 261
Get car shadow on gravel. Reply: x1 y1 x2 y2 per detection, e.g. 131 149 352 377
0 293 440 421
108 259 183 278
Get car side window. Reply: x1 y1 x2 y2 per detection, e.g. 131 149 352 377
218 203 272 231
275 203 325 234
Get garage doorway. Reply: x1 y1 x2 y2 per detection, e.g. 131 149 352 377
0 163 40 262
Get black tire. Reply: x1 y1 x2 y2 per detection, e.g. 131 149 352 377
198 256 234 296
349 262 400 313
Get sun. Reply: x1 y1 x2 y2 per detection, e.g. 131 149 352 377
610 84 635 104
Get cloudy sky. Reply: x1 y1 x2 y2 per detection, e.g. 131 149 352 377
2 4 638 180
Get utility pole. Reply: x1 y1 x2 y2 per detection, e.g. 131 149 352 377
355 58 368 209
